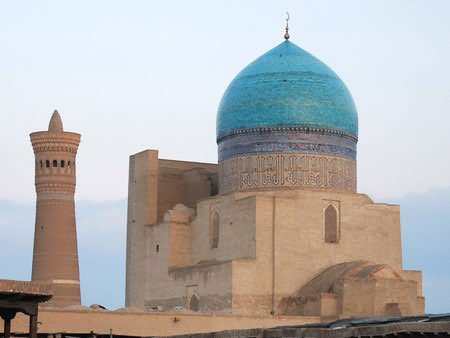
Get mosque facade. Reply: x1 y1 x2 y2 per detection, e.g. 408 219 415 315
125 36 424 319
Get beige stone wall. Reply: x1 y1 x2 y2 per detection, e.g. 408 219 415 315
144 222 170 303
402 270 423 297
338 279 374 316
372 279 423 316
281 190 400 294
138 192 260 313
191 194 257 264
158 159 217 223
6 309 318 337
168 221 193 268
337 278 422 317
127 150 422 317
142 208 233 312
226 189 405 315
166 261 233 312
144 222 233 312
230 196 276 315
126 150 158 308
320 293 338 319
125 150 217 308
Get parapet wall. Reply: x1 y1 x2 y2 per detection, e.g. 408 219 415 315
7 309 318 337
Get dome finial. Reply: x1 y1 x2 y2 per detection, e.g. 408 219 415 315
48 109 64 133
284 12 290 40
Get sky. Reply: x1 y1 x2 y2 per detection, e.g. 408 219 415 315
0 0 449 201
0 0 449 313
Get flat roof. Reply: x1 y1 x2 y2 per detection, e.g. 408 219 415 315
0 279 53 303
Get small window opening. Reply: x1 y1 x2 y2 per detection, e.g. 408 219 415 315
324 205 339 243
68 161 71 167
156 244 160 253
39 161 43 168
61 160 65 167
46 160 50 168
53 160 57 167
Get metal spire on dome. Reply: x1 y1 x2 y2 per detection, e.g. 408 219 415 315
284 12 290 40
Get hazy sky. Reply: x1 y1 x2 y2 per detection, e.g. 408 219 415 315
1 0 449 202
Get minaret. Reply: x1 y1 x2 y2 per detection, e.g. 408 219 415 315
30 110 81 306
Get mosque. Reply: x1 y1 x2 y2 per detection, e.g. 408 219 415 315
0 17 439 338
124 29 425 319
0 20 430 338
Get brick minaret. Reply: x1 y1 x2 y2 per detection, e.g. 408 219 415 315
30 110 81 306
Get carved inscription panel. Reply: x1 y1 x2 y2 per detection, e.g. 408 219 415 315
219 153 356 193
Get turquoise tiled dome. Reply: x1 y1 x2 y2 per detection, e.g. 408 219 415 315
216 40 358 140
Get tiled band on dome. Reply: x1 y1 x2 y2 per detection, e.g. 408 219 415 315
217 126 358 143
218 152 356 194
217 128 357 162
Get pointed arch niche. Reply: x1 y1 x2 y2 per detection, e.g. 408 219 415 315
324 203 340 243
189 294 199 312
210 211 220 249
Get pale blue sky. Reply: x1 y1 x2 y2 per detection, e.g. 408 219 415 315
1 0 450 201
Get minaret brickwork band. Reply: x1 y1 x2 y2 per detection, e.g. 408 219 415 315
30 110 81 306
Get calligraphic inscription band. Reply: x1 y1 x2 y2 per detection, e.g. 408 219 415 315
219 153 356 194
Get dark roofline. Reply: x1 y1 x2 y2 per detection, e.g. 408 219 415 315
152 314 450 338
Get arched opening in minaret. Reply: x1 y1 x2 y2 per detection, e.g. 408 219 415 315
324 205 339 243
53 160 57 167
61 160 65 167
46 160 50 168
68 160 71 167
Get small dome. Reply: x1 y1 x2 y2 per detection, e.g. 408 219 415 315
217 40 358 140
280 261 404 316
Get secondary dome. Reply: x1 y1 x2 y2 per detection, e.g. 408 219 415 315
216 40 358 141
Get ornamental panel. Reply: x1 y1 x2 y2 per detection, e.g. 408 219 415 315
219 153 356 193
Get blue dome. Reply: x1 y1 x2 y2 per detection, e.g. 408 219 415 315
216 40 358 140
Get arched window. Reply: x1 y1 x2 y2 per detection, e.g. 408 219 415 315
39 160 43 168
210 211 219 249
67 160 71 167
45 160 50 168
189 294 199 312
53 160 57 167
324 205 339 243
61 160 65 167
